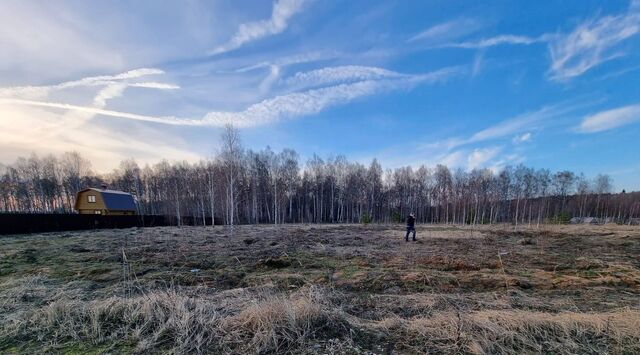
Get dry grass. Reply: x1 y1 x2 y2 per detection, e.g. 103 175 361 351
1 223 639 353
398 309 640 354
2 283 341 354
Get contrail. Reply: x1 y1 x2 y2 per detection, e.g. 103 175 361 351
0 98 198 126
1 66 462 129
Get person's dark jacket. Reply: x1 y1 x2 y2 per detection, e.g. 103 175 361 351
406 215 415 228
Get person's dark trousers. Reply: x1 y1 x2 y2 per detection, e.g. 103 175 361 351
405 227 416 241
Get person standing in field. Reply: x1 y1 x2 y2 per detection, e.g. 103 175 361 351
405 212 416 242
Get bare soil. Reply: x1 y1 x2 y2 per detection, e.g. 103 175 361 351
1 224 639 354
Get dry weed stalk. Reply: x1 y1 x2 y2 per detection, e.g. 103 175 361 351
497 252 509 293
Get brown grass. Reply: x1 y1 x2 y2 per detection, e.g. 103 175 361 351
4 278 638 354
3 283 342 354
1 223 639 353
398 309 640 354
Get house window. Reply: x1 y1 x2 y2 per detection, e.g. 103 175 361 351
88 195 96 203
94 210 101 215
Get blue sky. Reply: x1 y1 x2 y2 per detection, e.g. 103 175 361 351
1 0 639 190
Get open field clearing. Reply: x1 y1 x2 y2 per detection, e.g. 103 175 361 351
1 224 640 354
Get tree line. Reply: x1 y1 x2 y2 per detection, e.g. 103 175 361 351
1 126 638 226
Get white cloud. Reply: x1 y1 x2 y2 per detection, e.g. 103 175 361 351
426 2 640 81
232 51 340 73
393 102 590 172
0 103 200 172
2 66 461 129
0 68 181 156
467 100 593 144
372 144 509 172
420 101 586 155
467 147 501 170
284 65 406 88
0 67 182 155
408 18 481 43
56 68 166 88
577 104 640 133
439 151 465 167
209 0 306 55
512 132 532 143
469 105 559 142
0 98 184 125
127 82 180 90
548 6 640 80
472 51 484 77
93 84 127 107
442 34 550 49
0 2 125 82
487 153 524 173
259 65 282 94
0 68 175 99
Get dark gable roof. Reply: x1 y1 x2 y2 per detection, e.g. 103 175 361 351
88 188 137 211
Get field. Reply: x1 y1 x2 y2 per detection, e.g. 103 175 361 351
1 224 640 354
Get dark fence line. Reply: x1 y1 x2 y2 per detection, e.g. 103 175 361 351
0 214 223 235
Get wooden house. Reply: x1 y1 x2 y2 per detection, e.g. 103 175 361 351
75 187 137 215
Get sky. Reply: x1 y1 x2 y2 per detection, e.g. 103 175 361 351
0 0 639 191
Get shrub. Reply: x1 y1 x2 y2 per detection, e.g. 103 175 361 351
552 212 571 224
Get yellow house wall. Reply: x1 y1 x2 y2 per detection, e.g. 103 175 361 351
75 190 107 214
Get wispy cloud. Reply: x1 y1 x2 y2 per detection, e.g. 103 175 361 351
1 66 461 128
284 65 406 89
469 105 565 142
0 67 181 145
428 2 640 82
596 63 640 81
0 1 125 82
0 103 201 172
471 51 484 77
408 17 481 43
259 65 281 93
548 4 640 80
512 132 532 143
467 146 501 170
232 51 340 73
577 104 640 133
0 67 195 171
93 84 127 107
372 104 577 172
0 68 176 99
0 98 184 125
55 68 166 88
421 101 587 154
209 0 306 56
369 143 516 172
204 68 458 127
440 34 551 49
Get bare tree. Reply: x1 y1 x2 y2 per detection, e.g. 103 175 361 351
220 124 243 226
594 174 613 219
2 147 637 226
553 171 576 219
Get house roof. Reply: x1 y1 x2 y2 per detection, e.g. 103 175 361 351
79 188 137 211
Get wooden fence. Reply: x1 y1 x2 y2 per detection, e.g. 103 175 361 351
0 214 220 235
